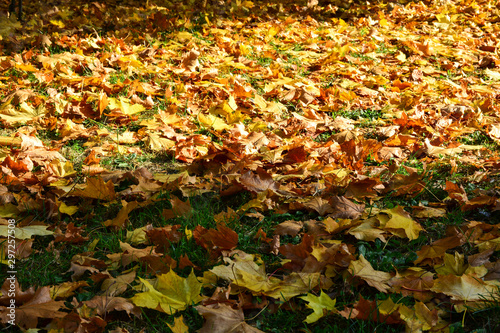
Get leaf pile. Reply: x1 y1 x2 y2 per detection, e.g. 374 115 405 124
1 0 500 331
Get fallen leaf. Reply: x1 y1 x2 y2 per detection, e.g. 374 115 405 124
131 270 203 314
196 303 264 333
300 291 337 323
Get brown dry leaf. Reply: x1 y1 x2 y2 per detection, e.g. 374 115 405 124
329 196 365 220
107 242 161 268
347 255 392 293
83 296 141 317
389 268 434 302
146 225 183 251
193 225 238 258
339 296 402 324
101 271 136 297
303 197 333 216
71 176 116 201
162 195 193 220
431 274 500 306
414 235 464 265
54 222 89 244
0 238 33 260
0 285 66 329
445 181 468 203
103 200 140 228
239 168 278 193
279 233 314 271
196 304 264 333
214 207 239 224
274 220 303 237
182 49 200 72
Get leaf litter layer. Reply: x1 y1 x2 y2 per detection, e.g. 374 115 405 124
1 0 500 331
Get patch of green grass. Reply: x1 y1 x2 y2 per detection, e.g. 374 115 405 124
48 44 68 54
256 56 273 67
313 131 337 142
349 52 374 61
5 67 24 78
357 239 418 272
4 237 81 289
336 108 382 121
458 130 499 150
376 42 396 55
253 308 304 332
60 139 87 170
108 71 127 84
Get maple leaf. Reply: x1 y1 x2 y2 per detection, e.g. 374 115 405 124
167 315 189 333
389 267 434 302
50 281 89 299
300 291 337 323
100 271 136 297
196 304 264 333
380 206 423 240
210 252 281 295
71 176 116 201
347 217 386 242
103 200 140 228
0 224 53 239
328 196 365 220
131 270 204 314
193 224 238 259
265 272 324 300
54 222 89 244
0 284 66 329
108 96 145 115
339 296 403 325
414 235 464 265
239 168 278 193
347 255 392 293
83 296 141 318
162 195 193 220
431 274 500 305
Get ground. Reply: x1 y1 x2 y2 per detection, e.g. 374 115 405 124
0 0 500 332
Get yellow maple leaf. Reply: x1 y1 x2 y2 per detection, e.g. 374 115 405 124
131 270 204 314
58 201 79 216
198 113 231 131
210 253 281 295
167 315 189 333
0 225 53 239
380 206 423 240
108 96 145 115
431 274 499 304
300 291 337 323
